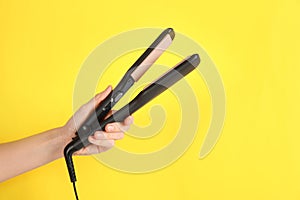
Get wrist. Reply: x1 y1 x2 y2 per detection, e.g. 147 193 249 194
56 124 79 158
51 126 70 159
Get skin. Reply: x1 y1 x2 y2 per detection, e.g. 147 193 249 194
0 86 133 182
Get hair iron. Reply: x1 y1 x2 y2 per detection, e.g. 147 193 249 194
63 28 200 200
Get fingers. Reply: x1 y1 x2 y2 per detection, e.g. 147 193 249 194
88 133 116 149
93 85 112 108
123 115 134 126
71 88 135 156
89 137 115 148
78 140 114 155
83 85 112 114
90 131 124 140
82 131 123 155
76 116 133 155
105 115 134 132
82 143 112 155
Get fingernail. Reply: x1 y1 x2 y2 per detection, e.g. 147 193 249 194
107 125 113 131
95 132 107 140
104 85 112 93
126 116 133 124
95 132 102 137
130 116 134 122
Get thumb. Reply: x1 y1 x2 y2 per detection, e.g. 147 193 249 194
70 85 112 130
93 85 112 108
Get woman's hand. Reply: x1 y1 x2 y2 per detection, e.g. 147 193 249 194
62 86 133 155
0 85 132 182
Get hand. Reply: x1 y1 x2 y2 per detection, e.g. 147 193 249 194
62 86 133 155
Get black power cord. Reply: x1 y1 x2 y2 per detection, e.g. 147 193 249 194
73 181 79 200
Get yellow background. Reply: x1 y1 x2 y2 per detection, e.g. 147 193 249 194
0 0 299 199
